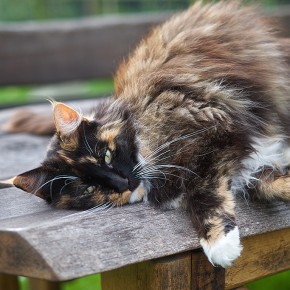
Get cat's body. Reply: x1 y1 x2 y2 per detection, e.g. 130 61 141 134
4 1 290 268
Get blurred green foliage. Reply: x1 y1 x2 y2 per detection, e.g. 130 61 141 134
0 79 114 106
0 0 191 22
1 0 290 22
19 274 102 290
247 270 290 289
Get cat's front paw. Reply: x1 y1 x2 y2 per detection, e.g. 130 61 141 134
200 226 242 268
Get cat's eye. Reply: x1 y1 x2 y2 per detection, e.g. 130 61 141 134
83 186 96 195
105 149 112 165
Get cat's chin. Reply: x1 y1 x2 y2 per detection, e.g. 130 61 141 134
200 226 243 268
129 181 148 203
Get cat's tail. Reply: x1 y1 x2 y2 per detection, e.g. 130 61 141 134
2 109 55 135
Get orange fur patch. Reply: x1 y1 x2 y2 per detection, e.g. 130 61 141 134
109 190 132 206
100 126 122 151
57 195 72 208
92 193 106 205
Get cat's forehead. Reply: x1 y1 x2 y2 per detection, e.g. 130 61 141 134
98 122 124 151
49 119 125 154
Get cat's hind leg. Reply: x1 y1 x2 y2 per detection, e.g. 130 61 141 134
188 177 242 268
252 168 290 201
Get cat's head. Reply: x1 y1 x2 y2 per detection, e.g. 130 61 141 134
8 101 145 209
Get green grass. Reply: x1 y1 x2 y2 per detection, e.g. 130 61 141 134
62 274 102 290
247 270 290 290
0 86 31 104
0 79 114 106
19 274 102 290
86 79 114 97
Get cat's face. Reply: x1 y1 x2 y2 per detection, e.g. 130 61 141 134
13 101 144 209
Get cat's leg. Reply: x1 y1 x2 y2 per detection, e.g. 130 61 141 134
253 168 290 200
188 176 242 268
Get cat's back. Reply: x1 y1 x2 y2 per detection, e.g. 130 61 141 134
115 1 290 122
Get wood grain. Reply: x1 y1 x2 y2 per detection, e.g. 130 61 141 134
102 252 192 290
225 227 290 289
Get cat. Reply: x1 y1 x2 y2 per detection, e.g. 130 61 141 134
2 1 290 268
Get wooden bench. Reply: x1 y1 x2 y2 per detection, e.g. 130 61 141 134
1 8 290 290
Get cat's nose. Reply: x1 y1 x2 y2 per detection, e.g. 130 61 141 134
114 176 129 192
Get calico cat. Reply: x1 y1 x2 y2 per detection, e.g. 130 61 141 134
3 1 290 268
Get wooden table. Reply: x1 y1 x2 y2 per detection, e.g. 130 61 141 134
0 101 290 290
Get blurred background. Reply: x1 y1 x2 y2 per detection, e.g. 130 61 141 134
1 0 290 289
1 0 290 107
0 0 192 21
0 0 289 22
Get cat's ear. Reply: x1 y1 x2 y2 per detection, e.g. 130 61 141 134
1 167 51 201
52 102 82 136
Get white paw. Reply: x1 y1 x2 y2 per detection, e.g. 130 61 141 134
129 181 147 203
200 226 243 268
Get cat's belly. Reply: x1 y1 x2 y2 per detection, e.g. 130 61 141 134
231 136 290 194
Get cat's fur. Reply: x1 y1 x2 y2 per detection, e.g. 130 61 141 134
3 1 290 268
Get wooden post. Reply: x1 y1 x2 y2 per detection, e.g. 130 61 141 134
191 249 226 290
28 278 61 290
102 251 192 290
102 250 226 290
225 227 290 289
0 274 19 290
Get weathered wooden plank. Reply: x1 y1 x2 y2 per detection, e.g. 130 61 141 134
0 274 19 290
102 252 192 290
0 13 170 85
225 227 290 289
0 189 289 281
0 102 290 281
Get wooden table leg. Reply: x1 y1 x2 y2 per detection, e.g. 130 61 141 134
0 274 19 290
102 251 192 290
102 250 226 290
191 249 225 290
28 278 61 290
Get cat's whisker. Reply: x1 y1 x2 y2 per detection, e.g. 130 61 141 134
34 175 78 196
145 126 215 161
59 180 77 196
82 124 94 156
52 202 113 222
104 202 115 212
136 167 186 182
155 165 200 177
133 127 215 184
83 202 113 215
133 127 214 173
